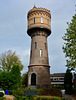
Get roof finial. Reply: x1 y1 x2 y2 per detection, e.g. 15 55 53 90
34 3 36 8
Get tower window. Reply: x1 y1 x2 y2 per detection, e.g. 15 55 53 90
47 19 49 25
35 42 37 49
45 43 47 50
41 17 43 23
33 17 35 24
40 49 42 57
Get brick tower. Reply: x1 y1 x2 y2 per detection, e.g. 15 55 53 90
27 6 51 88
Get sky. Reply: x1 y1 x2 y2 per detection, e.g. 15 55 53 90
0 0 76 74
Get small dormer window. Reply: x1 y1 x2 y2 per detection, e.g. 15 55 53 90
41 17 43 23
33 17 35 24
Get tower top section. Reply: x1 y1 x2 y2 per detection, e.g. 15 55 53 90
27 7 51 37
27 6 51 18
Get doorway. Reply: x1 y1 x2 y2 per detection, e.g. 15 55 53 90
31 73 36 85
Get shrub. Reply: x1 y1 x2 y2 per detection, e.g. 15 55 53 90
39 88 62 97
72 87 76 95
64 69 72 94
36 96 62 100
12 88 25 97
0 92 4 97
52 85 64 90
14 95 35 100
0 97 6 100
25 95 35 100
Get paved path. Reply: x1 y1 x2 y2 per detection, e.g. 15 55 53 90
63 94 75 100
4 95 15 100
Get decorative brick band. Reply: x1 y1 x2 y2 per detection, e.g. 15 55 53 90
28 64 50 68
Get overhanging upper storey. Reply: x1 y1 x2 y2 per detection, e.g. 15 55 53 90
27 6 51 37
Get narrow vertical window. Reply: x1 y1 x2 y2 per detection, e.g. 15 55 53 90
40 49 42 57
33 17 35 24
47 19 49 25
45 43 47 50
41 17 43 23
35 42 37 49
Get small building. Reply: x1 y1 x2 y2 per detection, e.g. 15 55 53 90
50 73 65 86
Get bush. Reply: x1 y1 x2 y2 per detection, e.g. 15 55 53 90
39 88 62 97
12 88 25 97
52 85 64 90
0 92 4 97
64 69 72 94
36 96 62 100
14 95 35 100
0 97 6 100
72 87 76 95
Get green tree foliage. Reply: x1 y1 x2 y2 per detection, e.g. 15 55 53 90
0 50 24 71
21 72 28 87
62 14 76 70
11 65 21 89
0 71 11 90
64 69 72 94
0 65 21 90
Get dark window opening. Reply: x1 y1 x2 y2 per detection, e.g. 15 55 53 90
35 42 37 49
33 17 35 24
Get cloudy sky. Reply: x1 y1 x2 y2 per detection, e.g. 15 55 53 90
0 0 75 74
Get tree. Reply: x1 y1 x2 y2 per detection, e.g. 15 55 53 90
21 72 28 87
11 64 21 89
0 65 21 90
0 71 11 90
64 69 72 94
62 14 76 70
0 50 24 71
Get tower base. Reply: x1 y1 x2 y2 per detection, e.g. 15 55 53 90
28 65 51 89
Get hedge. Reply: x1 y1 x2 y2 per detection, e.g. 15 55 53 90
14 96 63 100
0 92 4 97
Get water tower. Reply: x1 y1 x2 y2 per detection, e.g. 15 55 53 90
27 6 51 88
